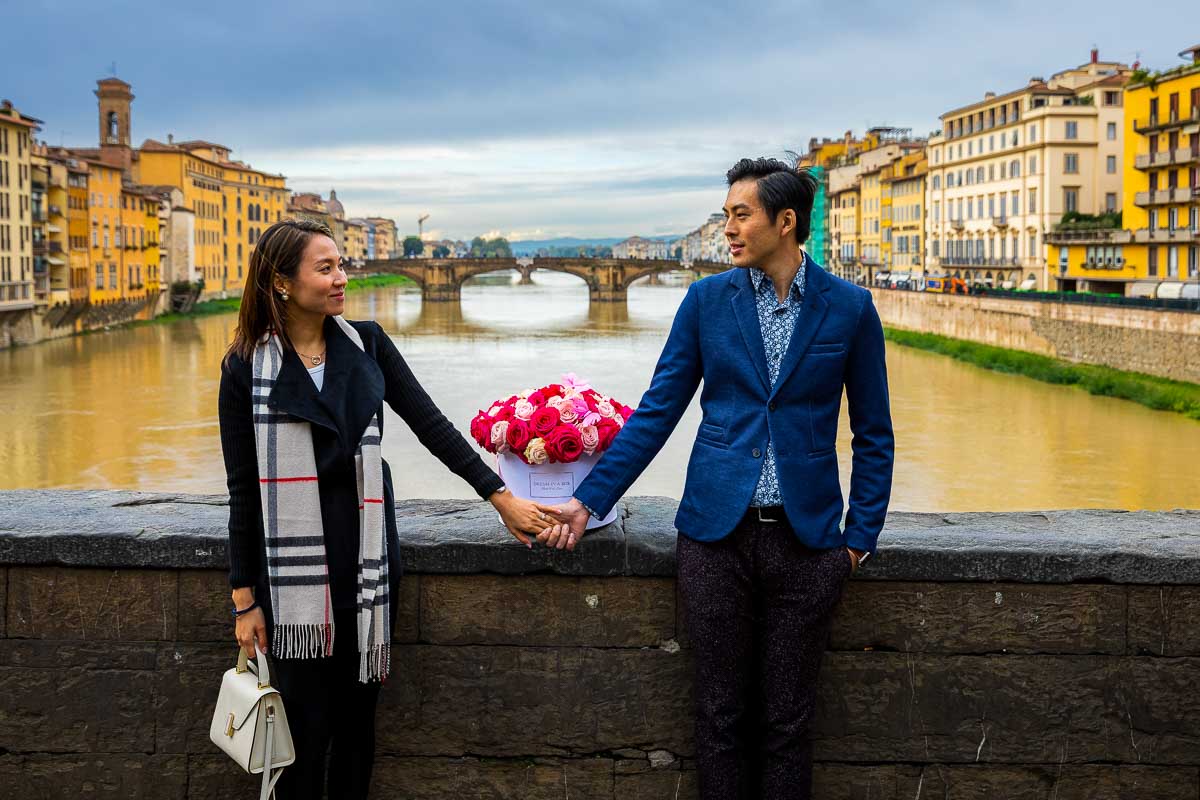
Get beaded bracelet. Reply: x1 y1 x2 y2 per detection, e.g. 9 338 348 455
231 601 260 618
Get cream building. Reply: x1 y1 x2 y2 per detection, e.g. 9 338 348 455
926 50 1131 289
612 236 671 259
343 218 368 265
0 100 40 323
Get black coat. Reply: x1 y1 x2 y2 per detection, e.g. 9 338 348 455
218 316 503 625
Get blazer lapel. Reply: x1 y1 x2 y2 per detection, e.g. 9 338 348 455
770 261 832 399
729 269 771 392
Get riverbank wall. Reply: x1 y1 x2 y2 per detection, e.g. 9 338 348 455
870 288 1200 384
1 491 1198 799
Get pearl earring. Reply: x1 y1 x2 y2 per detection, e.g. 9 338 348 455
280 291 289 301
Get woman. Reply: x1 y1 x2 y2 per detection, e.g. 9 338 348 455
218 218 554 799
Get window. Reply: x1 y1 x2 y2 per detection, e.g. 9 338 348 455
1148 246 1158 277
1106 155 1117 174
108 263 117 289
95 264 103 289
1168 246 1179 277
1029 155 1037 174
1064 187 1078 213
1029 125 1037 143
1064 154 1079 174
1065 121 1078 140
1106 193 1117 213
1189 246 1198 277
1107 122 1117 140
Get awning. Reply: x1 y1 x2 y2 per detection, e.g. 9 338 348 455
876 271 891 280
1129 280 1158 298
1018 278 1037 291
1157 281 1185 300
1001 280 1016 289
46 257 66 266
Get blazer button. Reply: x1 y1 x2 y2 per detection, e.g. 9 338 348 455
768 402 777 411
752 448 762 458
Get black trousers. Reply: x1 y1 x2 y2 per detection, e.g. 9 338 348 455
271 608 383 800
676 515 853 800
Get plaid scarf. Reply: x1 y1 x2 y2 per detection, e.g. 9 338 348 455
252 316 390 683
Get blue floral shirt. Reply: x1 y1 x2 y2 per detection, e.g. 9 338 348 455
748 256 808 507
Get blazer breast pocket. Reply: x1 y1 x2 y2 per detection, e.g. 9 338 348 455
807 342 846 356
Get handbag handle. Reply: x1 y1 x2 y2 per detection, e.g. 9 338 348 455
236 647 272 689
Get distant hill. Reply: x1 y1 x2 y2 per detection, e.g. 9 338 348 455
510 235 682 256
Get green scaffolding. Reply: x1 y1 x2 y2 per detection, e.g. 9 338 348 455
807 165 829 266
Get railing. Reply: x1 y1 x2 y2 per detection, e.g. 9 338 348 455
1133 107 1200 133
950 217 965 229
937 256 1023 268
1134 148 1198 169
32 241 47 256
1045 228 1132 244
1133 228 1200 244
0 280 35 308
970 286 1200 312
1134 189 1193 206
992 215 1009 228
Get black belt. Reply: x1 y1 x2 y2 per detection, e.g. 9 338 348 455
744 505 787 524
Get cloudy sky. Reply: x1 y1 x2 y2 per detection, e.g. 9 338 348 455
7 0 1195 241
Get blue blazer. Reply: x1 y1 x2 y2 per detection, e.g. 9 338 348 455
575 260 894 553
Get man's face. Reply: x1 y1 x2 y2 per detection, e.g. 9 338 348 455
722 178 794 267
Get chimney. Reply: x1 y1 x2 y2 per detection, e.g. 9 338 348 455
1091 47 1098 64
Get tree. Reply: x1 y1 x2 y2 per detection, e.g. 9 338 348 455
403 236 424 257
432 245 450 258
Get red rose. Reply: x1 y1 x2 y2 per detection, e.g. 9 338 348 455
527 390 546 408
505 418 532 454
544 423 584 463
583 391 600 411
620 405 634 421
530 406 561 438
494 404 516 422
596 418 621 451
469 411 492 448
544 384 563 399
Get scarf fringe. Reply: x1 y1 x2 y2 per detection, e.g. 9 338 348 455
272 622 335 660
359 643 391 683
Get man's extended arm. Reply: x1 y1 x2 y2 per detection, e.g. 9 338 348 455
540 282 704 548
842 292 894 554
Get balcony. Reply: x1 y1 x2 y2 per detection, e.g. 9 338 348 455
1133 227 1200 244
1133 107 1200 134
32 240 48 256
0 281 35 311
1076 256 1127 271
950 217 965 230
1134 148 1198 170
48 241 64 255
49 205 63 217
1134 188 1194 206
937 256 1023 269
1045 228 1133 245
992 215 1010 228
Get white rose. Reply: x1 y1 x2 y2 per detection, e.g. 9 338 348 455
580 425 600 455
595 398 616 419
558 403 579 424
524 437 548 465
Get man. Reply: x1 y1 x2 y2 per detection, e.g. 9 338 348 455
540 157 894 798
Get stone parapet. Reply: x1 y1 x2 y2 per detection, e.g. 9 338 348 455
1 491 1198 798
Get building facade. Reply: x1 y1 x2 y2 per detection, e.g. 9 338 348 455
927 51 1131 290
885 151 928 276
0 100 40 320
366 217 397 260
612 236 671 260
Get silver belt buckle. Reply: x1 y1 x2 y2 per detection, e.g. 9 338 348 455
755 507 780 523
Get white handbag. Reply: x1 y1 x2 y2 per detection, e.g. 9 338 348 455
209 648 296 800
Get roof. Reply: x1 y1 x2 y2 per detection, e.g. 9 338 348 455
0 100 43 129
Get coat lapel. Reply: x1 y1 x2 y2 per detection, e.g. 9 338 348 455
729 268 771 392
268 346 339 434
315 316 386 445
771 261 832 398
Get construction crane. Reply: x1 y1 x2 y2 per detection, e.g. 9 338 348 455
417 214 430 238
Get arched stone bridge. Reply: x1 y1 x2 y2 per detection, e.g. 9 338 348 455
361 257 731 302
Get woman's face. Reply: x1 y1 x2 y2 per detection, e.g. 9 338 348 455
278 234 347 317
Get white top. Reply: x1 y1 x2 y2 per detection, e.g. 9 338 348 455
307 362 326 391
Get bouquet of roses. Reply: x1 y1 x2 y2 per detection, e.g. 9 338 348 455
469 373 635 465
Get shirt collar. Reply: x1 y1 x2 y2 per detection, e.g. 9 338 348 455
749 253 807 301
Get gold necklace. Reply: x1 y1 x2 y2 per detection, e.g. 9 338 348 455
295 349 325 366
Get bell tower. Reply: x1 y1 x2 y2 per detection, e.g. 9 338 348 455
95 78 134 148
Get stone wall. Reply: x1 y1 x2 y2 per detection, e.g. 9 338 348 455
870 288 1200 383
1 491 1199 799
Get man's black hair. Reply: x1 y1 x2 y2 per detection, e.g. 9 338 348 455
725 157 819 245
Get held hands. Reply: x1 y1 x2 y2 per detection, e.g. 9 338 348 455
490 490 565 549
847 547 865 574
536 497 590 551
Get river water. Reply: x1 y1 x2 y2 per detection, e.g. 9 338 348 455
3 271 1198 511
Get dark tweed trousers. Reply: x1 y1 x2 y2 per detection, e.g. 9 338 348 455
677 514 853 799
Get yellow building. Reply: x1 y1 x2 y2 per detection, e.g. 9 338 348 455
828 165 862 282
120 184 162 310
343 218 368 265
366 217 397 260
884 151 928 278
86 159 127 304
928 51 1130 290
0 100 40 317
31 147 74 306
1048 45 1200 295
860 164 884 278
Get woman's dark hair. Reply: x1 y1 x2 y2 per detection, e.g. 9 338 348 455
725 157 819 245
225 217 335 364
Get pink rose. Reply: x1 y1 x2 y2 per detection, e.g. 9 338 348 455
595 398 616 419
530 406 561 439
580 425 600 455
544 424 584 463
489 420 509 452
505 418 532 454
558 402 580 424
581 411 601 428
514 399 535 420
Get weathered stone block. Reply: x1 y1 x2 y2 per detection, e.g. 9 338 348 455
814 653 1200 765
831 582 1126 655
0 754 189 799
184 755 262 800
154 643 236 754
0 639 157 670
0 666 157 753
419 575 675 647
394 573 420 644
377 644 693 757
613 755 697 799
1128 586 1200 656
910 764 1200 799
0 567 6 638
177 570 231 642
371 756 614 799
810 764 924 799
7 567 177 641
